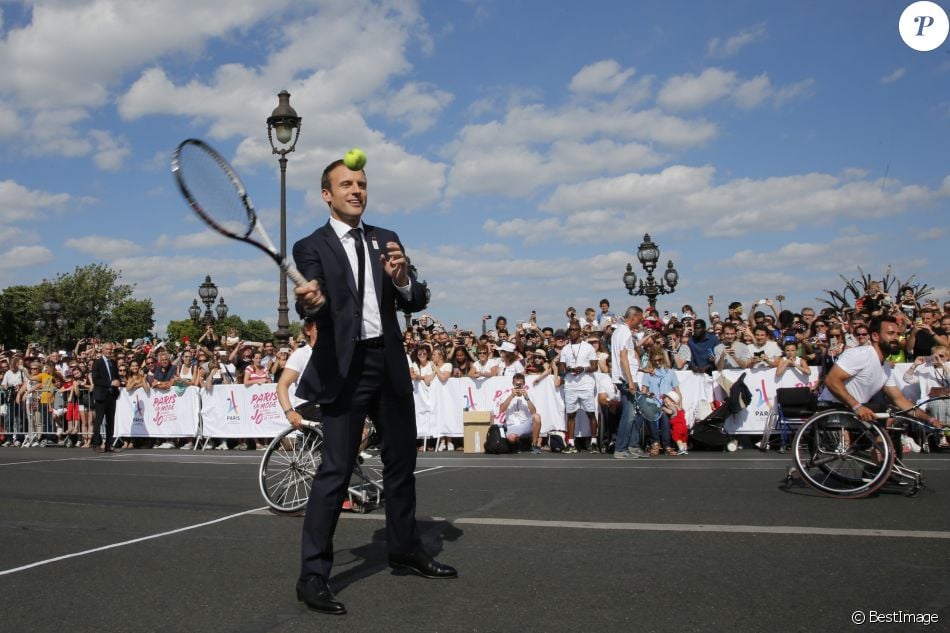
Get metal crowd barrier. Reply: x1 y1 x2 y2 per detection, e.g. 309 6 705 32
1 386 101 448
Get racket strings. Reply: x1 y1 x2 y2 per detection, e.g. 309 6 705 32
177 143 254 238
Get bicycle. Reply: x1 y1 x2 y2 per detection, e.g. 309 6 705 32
258 417 383 514
785 396 947 499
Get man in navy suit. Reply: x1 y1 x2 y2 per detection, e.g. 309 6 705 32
291 159 456 616
91 342 121 452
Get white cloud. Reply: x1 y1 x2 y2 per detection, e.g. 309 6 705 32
0 0 293 110
880 68 906 85
89 129 131 171
707 23 767 58
0 226 40 246
444 92 715 198
0 244 54 267
733 74 772 109
658 68 738 110
534 166 949 240
724 234 880 272
569 60 636 95
117 1 443 213
65 235 141 258
912 227 944 240
0 99 19 137
0 179 71 223
367 82 454 135
773 79 815 107
658 68 814 111
154 231 231 251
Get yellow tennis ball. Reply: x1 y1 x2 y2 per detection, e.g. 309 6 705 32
343 148 367 171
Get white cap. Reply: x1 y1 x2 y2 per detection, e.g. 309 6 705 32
498 341 516 353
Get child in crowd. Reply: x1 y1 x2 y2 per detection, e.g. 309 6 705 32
664 391 688 455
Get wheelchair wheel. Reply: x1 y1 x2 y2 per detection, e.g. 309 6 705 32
259 424 323 513
791 409 894 498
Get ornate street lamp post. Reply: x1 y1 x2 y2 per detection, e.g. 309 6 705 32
34 293 66 352
622 233 679 309
189 276 228 328
266 90 302 345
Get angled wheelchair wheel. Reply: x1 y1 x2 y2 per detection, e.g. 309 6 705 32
259 424 323 513
791 410 894 499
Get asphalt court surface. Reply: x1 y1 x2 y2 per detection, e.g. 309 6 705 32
2 447 950 633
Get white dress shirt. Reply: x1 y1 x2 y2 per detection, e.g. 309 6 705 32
328 217 411 339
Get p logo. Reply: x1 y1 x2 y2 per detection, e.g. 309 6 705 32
900 1 949 51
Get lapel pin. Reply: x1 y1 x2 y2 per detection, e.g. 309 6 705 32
371 238 379 250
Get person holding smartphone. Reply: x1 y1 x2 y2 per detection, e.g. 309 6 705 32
497 373 542 454
747 325 781 369
714 323 751 370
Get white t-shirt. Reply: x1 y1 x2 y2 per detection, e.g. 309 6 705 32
2 369 26 389
610 323 639 384
819 345 898 405
560 341 597 389
595 372 619 402
502 394 532 426
285 345 313 406
499 359 525 376
473 358 497 377
749 340 782 365
902 361 950 402
714 341 752 369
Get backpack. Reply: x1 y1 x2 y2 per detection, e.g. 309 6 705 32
484 424 510 454
548 431 566 453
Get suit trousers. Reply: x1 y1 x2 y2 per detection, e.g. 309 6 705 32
93 397 116 448
299 344 420 581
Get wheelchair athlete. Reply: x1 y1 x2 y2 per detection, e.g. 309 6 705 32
818 315 944 432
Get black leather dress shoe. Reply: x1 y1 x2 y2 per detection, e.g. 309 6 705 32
296 576 346 615
388 549 458 579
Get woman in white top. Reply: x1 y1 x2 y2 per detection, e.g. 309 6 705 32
410 345 436 386
903 345 950 447
177 351 195 383
429 347 456 451
588 335 610 373
497 341 524 376
472 345 499 379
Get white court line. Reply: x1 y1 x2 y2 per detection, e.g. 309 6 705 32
0 506 266 577
338 514 950 540
0 456 106 467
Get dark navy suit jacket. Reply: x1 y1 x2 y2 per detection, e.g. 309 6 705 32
292 221 427 405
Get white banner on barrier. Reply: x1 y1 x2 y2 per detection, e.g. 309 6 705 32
115 387 200 438
110 363 922 439
199 384 291 438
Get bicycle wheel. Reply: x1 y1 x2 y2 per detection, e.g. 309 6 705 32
259 424 323 513
791 409 894 498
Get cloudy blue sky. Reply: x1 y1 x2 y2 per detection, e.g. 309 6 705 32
0 0 947 335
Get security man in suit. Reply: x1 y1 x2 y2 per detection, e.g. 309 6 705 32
291 159 457 616
91 342 121 452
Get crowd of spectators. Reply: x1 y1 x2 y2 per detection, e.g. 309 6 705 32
2 286 948 453
402 291 950 453
0 325 304 450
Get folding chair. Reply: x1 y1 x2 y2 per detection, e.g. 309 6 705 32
760 387 816 452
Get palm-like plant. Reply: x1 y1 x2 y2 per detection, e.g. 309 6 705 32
817 265 933 312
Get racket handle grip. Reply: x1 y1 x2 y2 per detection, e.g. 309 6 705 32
283 262 308 288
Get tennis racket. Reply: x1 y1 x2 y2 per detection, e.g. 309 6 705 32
171 138 307 287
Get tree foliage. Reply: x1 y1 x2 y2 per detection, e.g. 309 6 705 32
0 264 154 349
164 315 277 346
0 285 41 350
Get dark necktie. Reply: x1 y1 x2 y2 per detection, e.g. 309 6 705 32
349 227 366 311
